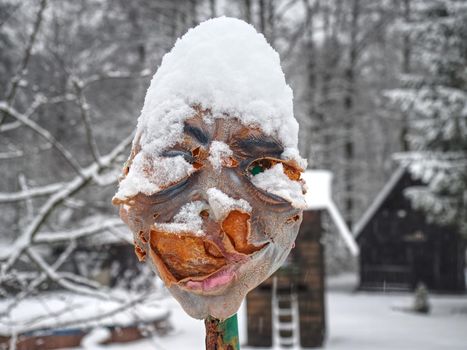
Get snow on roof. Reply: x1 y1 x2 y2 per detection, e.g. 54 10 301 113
353 166 406 239
303 170 332 209
116 17 303 201
303 170 359 256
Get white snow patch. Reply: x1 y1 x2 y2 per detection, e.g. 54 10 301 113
281 147 307 169
67 277 467 350
0 291 169 336
115 154 194 200
81 327 111 349
156 201 208 235
302 170 358 255
208 141 233 171
206 188 252 221
116 17 305 201
302 170 332 209
251 164 306 209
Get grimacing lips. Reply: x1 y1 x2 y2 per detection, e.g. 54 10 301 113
113 113 305 320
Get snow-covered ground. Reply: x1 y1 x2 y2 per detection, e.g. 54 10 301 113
63 273 467 350
324 274 467 350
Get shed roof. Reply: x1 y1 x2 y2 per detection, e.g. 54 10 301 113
353 166 406 239
302 170 359 256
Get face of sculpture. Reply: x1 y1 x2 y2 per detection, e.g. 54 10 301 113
115 110 304 320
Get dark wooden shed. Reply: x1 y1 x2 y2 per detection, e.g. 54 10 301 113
245 170 358 348
354 167 466 292
246 209 325 348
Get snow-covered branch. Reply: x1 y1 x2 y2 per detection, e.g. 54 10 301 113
0 241 78 318
35 218 125 243
1 289 165 337
0 182 64 203
26 247 116 301
0 133 133 275
80 69 151 88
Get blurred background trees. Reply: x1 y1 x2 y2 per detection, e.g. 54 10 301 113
0 0 465 329
387 0 467 235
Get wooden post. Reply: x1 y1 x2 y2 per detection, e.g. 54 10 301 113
205 313 240 350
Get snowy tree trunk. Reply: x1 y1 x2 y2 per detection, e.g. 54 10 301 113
343 0 360 229
400 0 411 152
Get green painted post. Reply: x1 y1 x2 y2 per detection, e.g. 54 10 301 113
205 313 240 350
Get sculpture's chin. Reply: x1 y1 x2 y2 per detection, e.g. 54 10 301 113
162 243 282 320
169 283 246 320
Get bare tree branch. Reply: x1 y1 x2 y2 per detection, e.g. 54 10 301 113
26 247 116 300
81 69 151 89
0 241 77 318
72 78 102 165
0 133 133 277
18 174 34 224
0 102 84 176
0 94 76 133
0 0 48 126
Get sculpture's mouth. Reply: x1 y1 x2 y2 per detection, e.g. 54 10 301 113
148 210 268 294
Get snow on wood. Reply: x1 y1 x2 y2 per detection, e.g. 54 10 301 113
206 188 252 221
115 153 195 200
302 170 332 209
251 163 307 209
327 200 359 256
156 201 208 236
81 327 111 348
208 141 233 171
302 170 359 255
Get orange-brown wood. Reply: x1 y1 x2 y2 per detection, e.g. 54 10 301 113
150 230 226 281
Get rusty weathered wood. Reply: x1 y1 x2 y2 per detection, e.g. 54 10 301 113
205 313 239 350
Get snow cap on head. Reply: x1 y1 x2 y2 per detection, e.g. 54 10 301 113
137 16 299 154
114 17 304 201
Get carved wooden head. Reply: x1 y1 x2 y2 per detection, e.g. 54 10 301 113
112 18 307 320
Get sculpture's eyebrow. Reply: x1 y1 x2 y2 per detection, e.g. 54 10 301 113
235 136 283 154
183 123 209 144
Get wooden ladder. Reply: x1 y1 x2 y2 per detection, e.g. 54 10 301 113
272 277 300 348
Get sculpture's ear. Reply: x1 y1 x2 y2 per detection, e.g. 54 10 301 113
120 132 142 179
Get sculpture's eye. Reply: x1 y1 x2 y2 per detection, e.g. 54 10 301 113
162 149 194 164
247 158 301 181
248 159 269 176
246 157 306 208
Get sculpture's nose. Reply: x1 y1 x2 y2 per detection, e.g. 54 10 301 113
204 187 265 255
207 188 231 221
